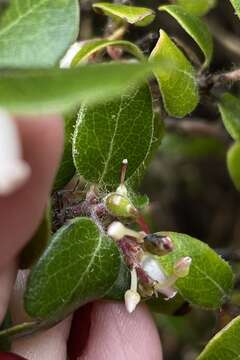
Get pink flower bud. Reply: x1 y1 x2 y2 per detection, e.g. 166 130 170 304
174 257 192 278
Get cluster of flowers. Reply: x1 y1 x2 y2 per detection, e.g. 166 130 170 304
104 159 192 313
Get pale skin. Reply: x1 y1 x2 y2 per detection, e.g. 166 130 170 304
0 116 163 360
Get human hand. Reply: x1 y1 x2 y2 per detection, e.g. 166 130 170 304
0 116 163 360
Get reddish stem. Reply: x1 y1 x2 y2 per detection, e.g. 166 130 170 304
136 214 150 234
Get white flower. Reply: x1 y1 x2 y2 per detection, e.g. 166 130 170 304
0 109 31 196
140 254 177 299
124 289 141 313
107 221 144 242
124 268 141 313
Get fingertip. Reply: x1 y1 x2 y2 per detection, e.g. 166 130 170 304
79 302 163 360
0 115 64 269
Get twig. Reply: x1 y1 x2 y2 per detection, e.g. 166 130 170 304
165 118 227 140
107 25 128 41
199 68 240 89
211 68 240 86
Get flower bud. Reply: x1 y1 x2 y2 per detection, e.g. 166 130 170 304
124 290 141 313
173 257 192 278
104 193 138 218
144 234 174 256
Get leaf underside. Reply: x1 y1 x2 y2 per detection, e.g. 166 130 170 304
0 0 80 68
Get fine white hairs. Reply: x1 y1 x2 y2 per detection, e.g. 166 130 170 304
0 109 31 196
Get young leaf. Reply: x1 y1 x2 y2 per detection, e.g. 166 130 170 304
0 62 157 114
93 3 155 27
0 0 80 68
159 5 213 68
218 93 240 141
227 142 240 191
175 0 217 16
197 316 240 360
71 39 145 66
24 217 127 320
54 112 77 191
73 84 154 187
158 232 234 309
229 0 240 18
149 30 199 117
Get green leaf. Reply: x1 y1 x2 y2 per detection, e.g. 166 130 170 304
197 316 240 360
73 84 154 187
149 30 199 117
218 93 240 141
0 0 80 68
93 2 155 27
54 111 77 191
229 0 240 18
126 114 165 189
227 142 240 191
159 5 213 68
24 217 126 319
158 232 234 309
0 62 157 114
175 0 217 16
19 208 51 269
71 39 145 66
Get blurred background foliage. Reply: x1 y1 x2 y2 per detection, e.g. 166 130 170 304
78 0 240 358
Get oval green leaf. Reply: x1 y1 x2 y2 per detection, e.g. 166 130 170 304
229 0 240 18
149 30 199 117
218 93 240 141
126 114 165 189
0 62 157 114
197 316 240 360
73 84 154 187
24 217 126 319
71 39 144 66
175 0 217 16
93 3 155 27
0 0 79 68
54 111 77 191
159 5 213 68
158 232 234 309
227 142 240 191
